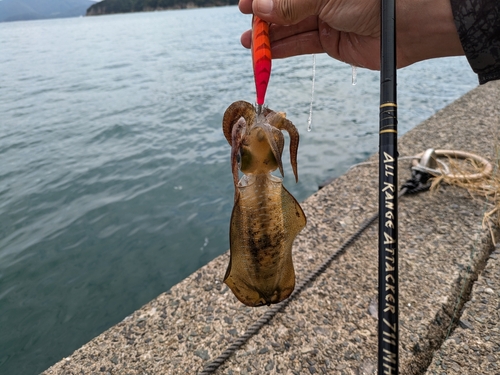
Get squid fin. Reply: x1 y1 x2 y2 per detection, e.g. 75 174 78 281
223 182 306 307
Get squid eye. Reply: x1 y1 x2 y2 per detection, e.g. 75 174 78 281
236 152 241 167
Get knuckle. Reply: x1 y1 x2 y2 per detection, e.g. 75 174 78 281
277 0 297 23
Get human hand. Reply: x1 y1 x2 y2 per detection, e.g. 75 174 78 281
239 0 464 70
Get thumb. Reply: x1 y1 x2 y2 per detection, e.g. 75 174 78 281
252 0 322 25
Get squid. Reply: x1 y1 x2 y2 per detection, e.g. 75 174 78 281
222 100 306 307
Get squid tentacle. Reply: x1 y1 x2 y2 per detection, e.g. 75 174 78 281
230 117 246 191
266 113 300 182
222 101 254 146
256 120 284 177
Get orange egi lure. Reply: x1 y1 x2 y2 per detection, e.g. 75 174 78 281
251 16 272 107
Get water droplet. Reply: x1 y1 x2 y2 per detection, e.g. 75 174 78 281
307 54 316 132
351 65 357 85
200 237 209 251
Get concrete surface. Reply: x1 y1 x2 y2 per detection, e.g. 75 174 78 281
42 80 500 375
425 243 500 375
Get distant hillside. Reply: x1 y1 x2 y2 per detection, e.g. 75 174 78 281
0 0 97 22
86 0 238 16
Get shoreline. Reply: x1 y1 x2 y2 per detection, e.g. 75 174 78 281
86 2 238 17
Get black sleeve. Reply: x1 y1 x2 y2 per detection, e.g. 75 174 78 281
450 0 500 84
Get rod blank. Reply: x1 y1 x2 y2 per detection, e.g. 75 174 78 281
378 0 399 374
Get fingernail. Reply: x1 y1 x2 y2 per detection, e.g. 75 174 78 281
255 0 273 15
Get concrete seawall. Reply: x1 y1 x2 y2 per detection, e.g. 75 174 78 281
43 80 500 375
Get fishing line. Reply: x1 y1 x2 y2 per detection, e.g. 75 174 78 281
307 59 356 132
307 54 316 132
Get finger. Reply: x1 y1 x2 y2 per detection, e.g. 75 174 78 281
318 22 380 69
271 30 325 58
269 16 318 41
241 29 251 48
239 0 253 14
252 0 323 25
241 17 318 49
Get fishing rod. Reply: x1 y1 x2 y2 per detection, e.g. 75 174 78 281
379 0 399 373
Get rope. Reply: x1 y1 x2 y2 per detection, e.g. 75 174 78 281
199 213 377 374
199 184 423 374
411 149 493 181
